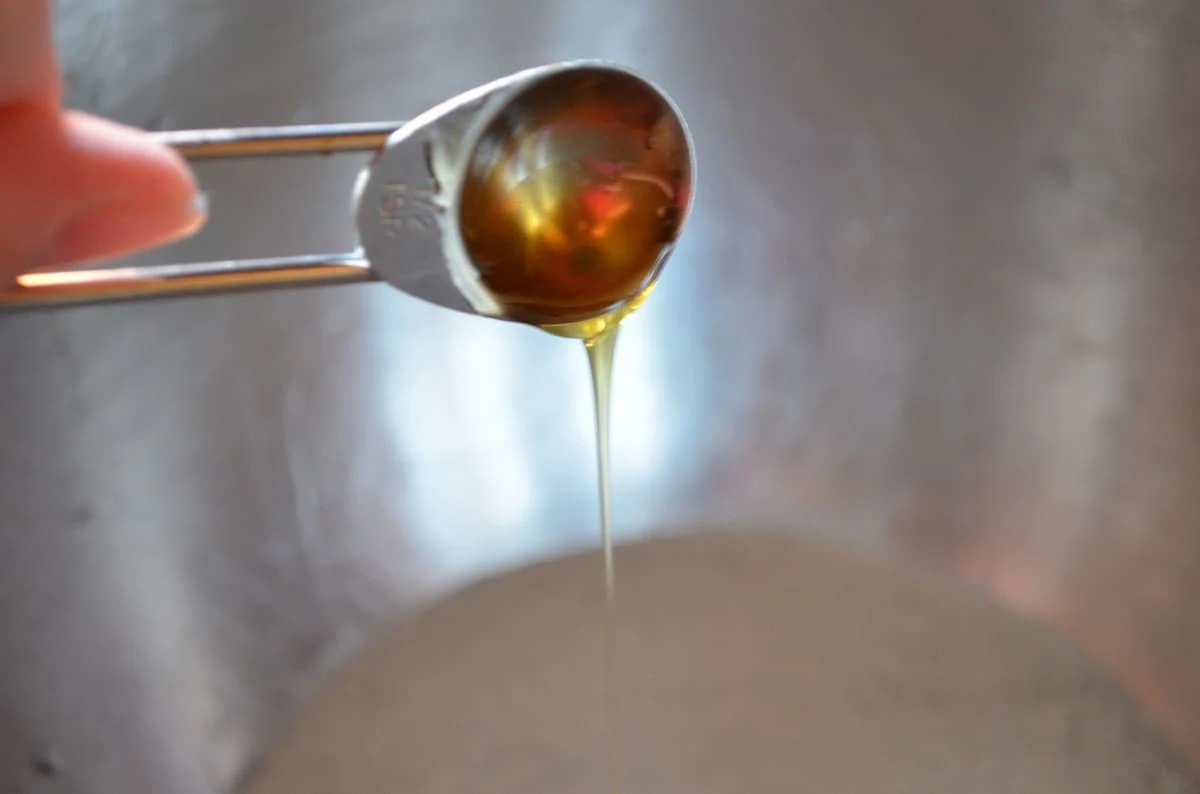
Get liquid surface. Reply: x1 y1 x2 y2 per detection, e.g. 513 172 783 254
459 68 690 327
461 148 677 326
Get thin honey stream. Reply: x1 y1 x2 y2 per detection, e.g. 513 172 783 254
586 324 620 794
542 306 640 794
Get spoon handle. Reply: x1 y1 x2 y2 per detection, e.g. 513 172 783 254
152 120 405 160
0 254 375 311
0 121 410 311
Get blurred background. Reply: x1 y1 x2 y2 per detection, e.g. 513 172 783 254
0 0 1198 791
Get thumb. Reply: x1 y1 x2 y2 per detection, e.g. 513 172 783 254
0 106 207 283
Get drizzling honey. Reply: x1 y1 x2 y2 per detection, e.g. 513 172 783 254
456 65 692 794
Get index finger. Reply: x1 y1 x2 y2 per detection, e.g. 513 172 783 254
0 0 205 280
0 0 58 107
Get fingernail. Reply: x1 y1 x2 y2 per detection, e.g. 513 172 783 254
52 191 208 267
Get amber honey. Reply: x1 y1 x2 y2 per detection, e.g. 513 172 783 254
458 67 688 329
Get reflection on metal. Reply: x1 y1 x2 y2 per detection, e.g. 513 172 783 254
155 122 403 160
7 254 373 309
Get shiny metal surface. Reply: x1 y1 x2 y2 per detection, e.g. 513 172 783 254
155 121 401 159
5 253 372 310
1 0 1198 792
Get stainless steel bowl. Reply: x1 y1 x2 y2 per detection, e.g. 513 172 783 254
1 0 1198 791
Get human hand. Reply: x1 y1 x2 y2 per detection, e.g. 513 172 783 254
0 0 206 285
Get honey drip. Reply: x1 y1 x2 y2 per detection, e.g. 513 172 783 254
456 66 690 794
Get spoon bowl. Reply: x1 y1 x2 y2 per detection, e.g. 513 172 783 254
356 60 696 323
456 66 694 326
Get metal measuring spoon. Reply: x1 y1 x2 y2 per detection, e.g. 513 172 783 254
0 61 696 323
